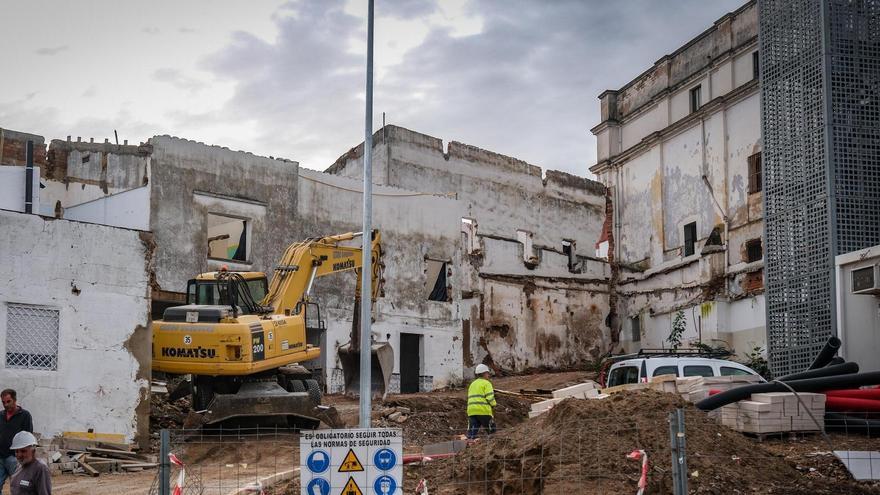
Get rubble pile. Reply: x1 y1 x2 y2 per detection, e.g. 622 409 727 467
45 437 157 477
411 390 877 495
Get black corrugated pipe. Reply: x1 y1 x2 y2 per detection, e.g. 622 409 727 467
825 412 880 436
696 371 880 411
808 336 842 369
826 356 846 367
777 361 858 382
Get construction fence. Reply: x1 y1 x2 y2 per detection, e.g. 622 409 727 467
148 411 880 495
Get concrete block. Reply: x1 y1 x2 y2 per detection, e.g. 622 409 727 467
423 440 467 456
551 381 598 399
530 398 564 412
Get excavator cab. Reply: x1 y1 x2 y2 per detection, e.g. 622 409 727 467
185 271 269 315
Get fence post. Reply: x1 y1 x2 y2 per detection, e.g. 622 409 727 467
668 409 689 495
668 411 682 494
159 429 170 495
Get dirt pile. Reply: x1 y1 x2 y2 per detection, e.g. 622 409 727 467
375 394 530 447
410 390 880 494
150 394 190 433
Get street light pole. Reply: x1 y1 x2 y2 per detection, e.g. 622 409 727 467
359 0 375 429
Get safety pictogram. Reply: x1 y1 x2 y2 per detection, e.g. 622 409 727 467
338 448 364 472
340 477 363 495
306 450 330 474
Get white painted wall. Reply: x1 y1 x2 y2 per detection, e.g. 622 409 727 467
63 186 150 231
0 210 151 442
0 166 41 214
836 245 880 372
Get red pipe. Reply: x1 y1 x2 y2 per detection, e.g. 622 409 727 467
825 388 880 400
403 453 457 464
826 396 880 412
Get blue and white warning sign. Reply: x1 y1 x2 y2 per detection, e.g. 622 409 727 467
300 428 402 495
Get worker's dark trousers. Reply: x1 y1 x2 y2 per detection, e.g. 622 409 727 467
467 415 496 439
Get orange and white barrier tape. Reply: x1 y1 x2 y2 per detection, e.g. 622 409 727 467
169 453 186 495
626 449 648 495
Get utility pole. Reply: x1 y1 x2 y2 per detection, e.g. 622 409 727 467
359 0 375 429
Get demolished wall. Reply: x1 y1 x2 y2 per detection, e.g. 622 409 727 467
0 210 152 446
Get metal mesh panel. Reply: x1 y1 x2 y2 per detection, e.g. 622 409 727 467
762 0 880 377
5 304 59 371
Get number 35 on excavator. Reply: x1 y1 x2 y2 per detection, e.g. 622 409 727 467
151 230 393 428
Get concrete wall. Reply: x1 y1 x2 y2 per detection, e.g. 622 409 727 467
0 210 152 445
63 186 150 231
590 1 765 357
0 166 43 215
148 136 299 294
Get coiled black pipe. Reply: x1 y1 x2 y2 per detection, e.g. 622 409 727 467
808 336 842 369
825 412 880 436
696 371 880 411
826 356 846 367
776 361 858 382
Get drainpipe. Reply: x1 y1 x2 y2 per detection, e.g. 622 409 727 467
701 116 730 273
25 140 34 214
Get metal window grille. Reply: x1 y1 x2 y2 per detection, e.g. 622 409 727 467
5 304 59 371
748 152 763 194
761 0 880 377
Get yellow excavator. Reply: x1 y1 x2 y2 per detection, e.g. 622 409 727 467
152 231 393 428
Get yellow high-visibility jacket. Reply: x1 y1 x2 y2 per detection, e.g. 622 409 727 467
467 377 497 417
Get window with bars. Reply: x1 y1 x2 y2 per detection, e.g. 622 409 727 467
748 152 762 193
5 303 59 371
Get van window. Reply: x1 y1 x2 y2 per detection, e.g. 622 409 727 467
653 365 680 377
608 366 640 387
683 365 714 377
721 366 753 376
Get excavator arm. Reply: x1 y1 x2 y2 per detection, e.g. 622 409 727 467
261 230 384 316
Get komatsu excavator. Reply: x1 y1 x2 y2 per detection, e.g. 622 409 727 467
152 231 393 428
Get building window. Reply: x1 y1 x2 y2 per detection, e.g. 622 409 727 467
461 218 479 254
748 152 762 193
562 239 575 271
689 85 702 113
630 315 641 342
5 304 59 371
683 222 697 257
746 239 763 263
207 213 248 262
752 51 760 80
425 259 450 302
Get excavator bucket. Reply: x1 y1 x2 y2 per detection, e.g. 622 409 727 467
337 342 395 398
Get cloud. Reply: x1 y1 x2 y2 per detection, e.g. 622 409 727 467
192 0 744 175
179 27 197 34
153 68 208 92
35 45 68 56
143 27 160 35
81 86 97 98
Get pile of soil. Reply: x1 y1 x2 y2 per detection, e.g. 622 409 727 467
408 390 880 494
375 394 530 447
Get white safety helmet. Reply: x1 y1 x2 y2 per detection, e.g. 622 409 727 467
475 364 491 376
10 431 37 450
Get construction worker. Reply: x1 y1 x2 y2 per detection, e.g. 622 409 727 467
466 364 497 439
8 431 50 495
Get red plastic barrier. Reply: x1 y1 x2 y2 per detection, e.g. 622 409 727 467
825 388 880 400
826 396 880 412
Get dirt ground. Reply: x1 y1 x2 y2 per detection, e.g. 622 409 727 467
50 371 880 494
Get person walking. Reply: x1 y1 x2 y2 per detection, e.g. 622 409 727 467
8 431 50 495
466 364 497 439
0 390 32 495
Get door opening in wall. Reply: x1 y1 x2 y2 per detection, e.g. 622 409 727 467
399 333 422 394
425 259 450 302
562 239 575 271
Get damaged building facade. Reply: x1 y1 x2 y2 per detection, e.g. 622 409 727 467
1 124 609 404
0 130 153 446
591 1 766 356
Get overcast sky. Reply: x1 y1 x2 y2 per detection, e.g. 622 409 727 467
0 0 743 176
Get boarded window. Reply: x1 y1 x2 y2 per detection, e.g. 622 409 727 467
748 152 762 193
746 238 763 262
683 222 697 257
5 304 59 371
630 315 641 342
690 85 702 113
207 213 248 262
426 259 449 302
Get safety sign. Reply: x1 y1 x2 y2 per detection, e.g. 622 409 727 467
300 428 402 495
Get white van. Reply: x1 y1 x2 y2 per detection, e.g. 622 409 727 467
606 356 762 388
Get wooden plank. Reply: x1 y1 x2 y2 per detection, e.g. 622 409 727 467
77 458 100 477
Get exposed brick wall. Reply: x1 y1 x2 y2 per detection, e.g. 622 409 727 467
0 130 47 168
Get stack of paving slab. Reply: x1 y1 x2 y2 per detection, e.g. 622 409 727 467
673 375 764 404
720 392 826 434
528 381 606 418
